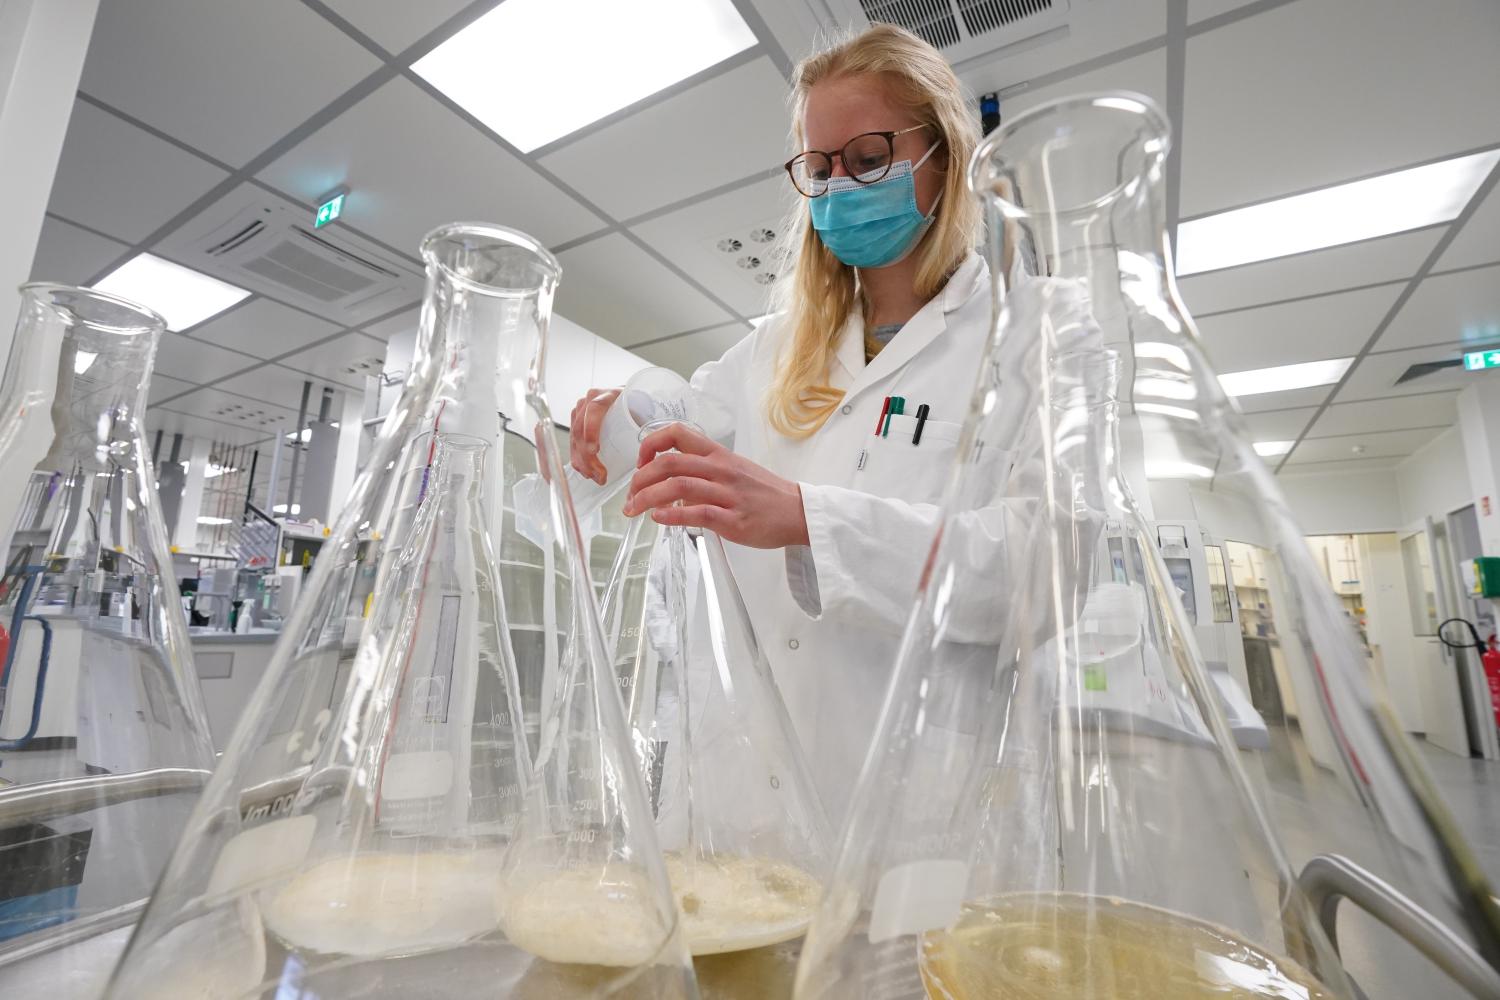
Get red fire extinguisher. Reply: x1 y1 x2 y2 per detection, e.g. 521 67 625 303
1484 634 1500 731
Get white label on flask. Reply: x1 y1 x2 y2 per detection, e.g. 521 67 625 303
207 814 316 899
382 750 454 800
867 859 967 943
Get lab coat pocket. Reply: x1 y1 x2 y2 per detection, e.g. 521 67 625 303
857 414 964 503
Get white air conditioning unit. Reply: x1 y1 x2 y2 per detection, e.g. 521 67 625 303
157 187 424 326
824 0 1071 67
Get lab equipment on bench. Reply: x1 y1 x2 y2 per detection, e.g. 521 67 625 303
0 284 215 991
795 92 1500 999
595 439 831 992
105 223 694 998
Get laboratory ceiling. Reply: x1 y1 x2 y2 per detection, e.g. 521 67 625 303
26 0 1500 473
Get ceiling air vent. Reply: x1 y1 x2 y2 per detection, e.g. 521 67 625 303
843 0 1069 64
706 220 788 289
1394 358 1463 385
158 187 424 326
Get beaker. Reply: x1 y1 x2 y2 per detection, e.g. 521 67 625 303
595 433 831 991
0 285 215 991
104 223 695 997
797 92 1500 999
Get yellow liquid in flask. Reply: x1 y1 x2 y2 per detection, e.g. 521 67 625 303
919 893 1338 1000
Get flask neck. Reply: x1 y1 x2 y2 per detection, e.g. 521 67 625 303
414 225 561 441
1046 350 1131 519
10 285 162 472
974 94 1175 353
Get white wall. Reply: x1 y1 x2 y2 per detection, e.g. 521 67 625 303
1276 468 1405 535
1396 427 1472 527
545 314 651 425
1357 532 1426 732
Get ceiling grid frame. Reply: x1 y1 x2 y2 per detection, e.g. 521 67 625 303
1274 156 1500 471
32 0 1495 469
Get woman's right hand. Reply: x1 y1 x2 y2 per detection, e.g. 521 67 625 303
569 388 620 484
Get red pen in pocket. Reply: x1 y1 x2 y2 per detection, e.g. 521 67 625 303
875 396 891 435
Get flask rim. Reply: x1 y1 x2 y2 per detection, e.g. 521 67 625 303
20 281 167 336
419 222 562 296
966 91 1172 219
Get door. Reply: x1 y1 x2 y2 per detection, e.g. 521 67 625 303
1401 522 1471 756
1440 509 1500 759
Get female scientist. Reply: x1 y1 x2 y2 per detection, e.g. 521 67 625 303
571 24 1003 824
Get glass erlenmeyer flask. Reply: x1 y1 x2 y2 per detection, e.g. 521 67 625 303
104 223 693 997
0 285 215 992
798 92 1500 1000
593 430 832 993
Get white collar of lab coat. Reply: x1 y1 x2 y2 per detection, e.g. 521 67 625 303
832 251 989 407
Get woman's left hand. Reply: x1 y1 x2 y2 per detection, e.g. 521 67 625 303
621 423 810 549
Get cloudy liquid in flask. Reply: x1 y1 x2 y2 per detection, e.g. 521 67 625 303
665 853 821 955
919 893 1338 1000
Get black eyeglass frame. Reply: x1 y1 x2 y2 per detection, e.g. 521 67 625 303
784 124 935 198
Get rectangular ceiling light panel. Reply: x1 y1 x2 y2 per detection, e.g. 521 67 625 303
93 253 251 332
413 0 758 153
1218 357 1353 398
1176 148 1500 275
1253 440 1295 456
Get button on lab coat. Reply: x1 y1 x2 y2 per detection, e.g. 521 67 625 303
688 252 1025 824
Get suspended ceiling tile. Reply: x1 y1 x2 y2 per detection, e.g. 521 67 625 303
318 0 471 53
630 175 789 319
957 1 1167 97
1239 407 1319 442
155 332 258 383
1230 385 1332 414
1180 0 1500 217
1178 229 1438 318
277 331 388 387
258 78 603 254
633 323 750 377
1311 392 1459 438
999 48 1168 121
1334 345 1480 403
148 407 275 448
47 102 229 244
1440 184 1500 271
361 304 421 342
539 58 789 221
1188 0 1271 22
1195 284 1401 374
28 216 130 285
1284 427 1445 465
80 0 381 166
146 374 198 406
159 386 297 430
216 364 350 415
189 298 344 361
1375 262 1500 353
555 233 736 347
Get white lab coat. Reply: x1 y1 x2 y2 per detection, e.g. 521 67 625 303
689 251 1020 824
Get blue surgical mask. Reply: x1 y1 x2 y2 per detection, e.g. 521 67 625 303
810 141 943 269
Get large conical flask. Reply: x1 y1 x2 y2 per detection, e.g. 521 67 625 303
0 285 215 992
797 92 1500 999
589 438 831 994
104 223 692 997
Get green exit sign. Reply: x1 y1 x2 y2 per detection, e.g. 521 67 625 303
314 191 346 228
1464 349 1500 371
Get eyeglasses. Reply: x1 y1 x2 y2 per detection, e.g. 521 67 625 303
784 125 934 198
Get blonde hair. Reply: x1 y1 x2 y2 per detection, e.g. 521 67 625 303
766 23 980 438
